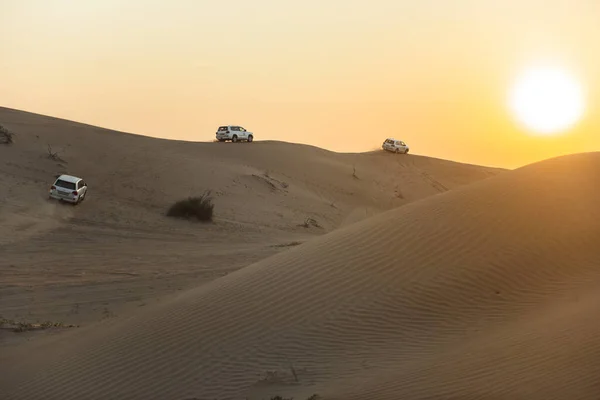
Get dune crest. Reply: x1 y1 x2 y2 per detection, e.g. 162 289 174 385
0 106 502 328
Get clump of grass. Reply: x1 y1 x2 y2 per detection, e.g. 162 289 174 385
271 241 304 248
298 217 321 229
167 191 214 222
46 144 69 163
0 124 15 144
0 317 78 332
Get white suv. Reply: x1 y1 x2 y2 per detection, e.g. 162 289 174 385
382 138 409 154
48 174 88 204
216 125 254 143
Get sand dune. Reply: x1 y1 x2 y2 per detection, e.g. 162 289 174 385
2 119 599 400
0 106 501 331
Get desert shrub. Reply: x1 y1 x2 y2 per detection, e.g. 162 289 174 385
0 124 14 144
298 217 321 228
167 191 214 222
0 317 78 332
46 144 67 162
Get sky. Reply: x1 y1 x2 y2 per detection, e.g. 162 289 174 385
2 0 599 169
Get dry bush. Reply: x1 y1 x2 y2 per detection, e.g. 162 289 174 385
167 191 214 222
298 217 322 229
46 144 68 162
0 317 78 332
0 124 14 144
271 241 303 248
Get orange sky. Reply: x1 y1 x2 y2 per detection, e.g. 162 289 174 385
2 0 599 169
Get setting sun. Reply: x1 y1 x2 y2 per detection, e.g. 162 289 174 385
508 65 585 136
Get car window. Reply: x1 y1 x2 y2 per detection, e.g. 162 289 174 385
239 127 246 132
218 126 228 131
55 179 76 190
231 126 239 131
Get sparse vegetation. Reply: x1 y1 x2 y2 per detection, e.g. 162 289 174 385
46 144 67 163
0 124 14 144
352 164 359 179
394 186 404 199
284 356 300 383
253 172 289 191
253 173 278 191
258 361 308 385
271 241 304 248
298 217 322 229
267 395 320 400
167 191 214 222
0 317 78 332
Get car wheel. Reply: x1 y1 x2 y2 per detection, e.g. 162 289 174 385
247 135 253 143
404 149 409 154
395 148 400 154
232 135 238 143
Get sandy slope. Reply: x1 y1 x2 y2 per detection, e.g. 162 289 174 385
2 132 599 400
0 107 501 339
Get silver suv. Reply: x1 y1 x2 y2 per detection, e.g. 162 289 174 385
382 138 409 154
48 174 88 205
215 125 254 143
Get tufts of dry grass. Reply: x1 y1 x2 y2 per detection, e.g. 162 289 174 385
46 144 69 163
0 317 78 333
271 241 304 248
0 124 15 144
167 191 214 222
298 217 322 229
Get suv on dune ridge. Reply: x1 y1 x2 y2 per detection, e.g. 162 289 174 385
216 125 254 143
382 138 409 154
48 174 88 205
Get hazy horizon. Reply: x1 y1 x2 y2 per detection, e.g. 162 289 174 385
2 0 599 169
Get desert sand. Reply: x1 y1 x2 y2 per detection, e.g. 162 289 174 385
1 106 599 399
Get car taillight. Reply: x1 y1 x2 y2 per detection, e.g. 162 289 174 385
51 186 56 190
72 191 78 195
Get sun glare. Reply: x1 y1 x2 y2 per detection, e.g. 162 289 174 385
508 65 585 135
